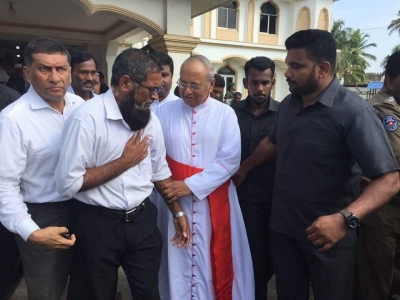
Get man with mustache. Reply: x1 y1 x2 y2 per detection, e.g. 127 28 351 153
230 92 242 105
155 55 254 299
233 30 400 300
68 50 97 100
56 48 190 300
148 51 178 112
0 37 83 299
231 56 279 300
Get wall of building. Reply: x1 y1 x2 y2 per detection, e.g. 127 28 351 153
191 0 333 101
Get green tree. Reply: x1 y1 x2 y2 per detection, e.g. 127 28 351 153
331 20 376 85
388 10 400 36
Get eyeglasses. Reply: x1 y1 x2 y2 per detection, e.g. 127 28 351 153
135 80 161 95
177 80 209 91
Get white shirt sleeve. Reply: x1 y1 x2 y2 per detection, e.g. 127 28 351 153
149 114 172 182
0 116 40 241
55 118 94 198
184 110 241 200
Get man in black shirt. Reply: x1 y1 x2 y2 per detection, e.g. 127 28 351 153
233 29 400 300
232 56 279 300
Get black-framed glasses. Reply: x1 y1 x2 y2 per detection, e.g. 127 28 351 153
177 80 209 91
135 80 161 95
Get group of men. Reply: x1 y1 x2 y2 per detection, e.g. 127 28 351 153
211 75 242 106
1 28 400 300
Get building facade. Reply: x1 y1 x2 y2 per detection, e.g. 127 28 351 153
191 0 335 100
0 0 336 101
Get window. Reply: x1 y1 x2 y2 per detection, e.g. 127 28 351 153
260 2 277 34
218 1 238 29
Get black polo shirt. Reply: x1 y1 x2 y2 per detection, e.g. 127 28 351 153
232 96 279 207
268 77 399 247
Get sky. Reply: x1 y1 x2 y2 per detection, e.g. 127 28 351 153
332 0 400 73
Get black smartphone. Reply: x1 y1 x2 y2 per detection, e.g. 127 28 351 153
60 233 71 240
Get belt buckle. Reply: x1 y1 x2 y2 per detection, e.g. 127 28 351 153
125 207 137 222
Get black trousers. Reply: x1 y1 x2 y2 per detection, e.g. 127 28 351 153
239 201 274 300
15 201 73 300
271 231 356 300
67 199 162 300
0 223 23 300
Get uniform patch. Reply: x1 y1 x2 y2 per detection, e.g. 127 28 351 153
383 115 398 132
387 96 395 103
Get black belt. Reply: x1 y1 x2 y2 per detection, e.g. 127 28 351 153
77 198 148 222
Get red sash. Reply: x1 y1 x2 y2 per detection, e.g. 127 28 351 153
166 156 234 300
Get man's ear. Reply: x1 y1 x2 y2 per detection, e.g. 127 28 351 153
318 61 331 79
119 75 133 93
386 76 394 90
23 66 32 84
208 78 216 92
243 78 248 89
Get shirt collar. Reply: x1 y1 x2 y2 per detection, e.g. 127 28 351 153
184 94 211 111
243 96 278 113
28 85 59 110
103 88 123 120
67 85 96 99
290 77 340 108
380 86 398 105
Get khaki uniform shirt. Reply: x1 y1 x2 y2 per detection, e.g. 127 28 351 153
363 86 400 232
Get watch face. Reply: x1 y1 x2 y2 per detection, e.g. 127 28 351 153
348 216 360 229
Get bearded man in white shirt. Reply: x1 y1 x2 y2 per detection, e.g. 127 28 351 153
148 51 178 113
0 37 84 300
155 55 255 300
56 48 190 300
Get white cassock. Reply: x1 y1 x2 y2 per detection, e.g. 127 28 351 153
151 96 254 300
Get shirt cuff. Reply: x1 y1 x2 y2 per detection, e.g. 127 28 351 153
16 217 40 242
152 169 172 183
60 176 84 198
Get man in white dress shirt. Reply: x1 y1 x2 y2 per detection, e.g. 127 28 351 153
0 37 84 299
148 51 178 113
155 55 254 300
56 48 190 300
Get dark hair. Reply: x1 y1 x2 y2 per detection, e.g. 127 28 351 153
233 92 242 97
70 50 97 70
285 29 336 73
151 51 174 75
24 37 70 66
385 51 400 79
244 56 275 78
214 74 225 88
111 48 162 87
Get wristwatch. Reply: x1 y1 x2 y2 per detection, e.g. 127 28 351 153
339 209 360 229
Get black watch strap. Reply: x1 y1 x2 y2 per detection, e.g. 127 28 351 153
339 209 352 219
